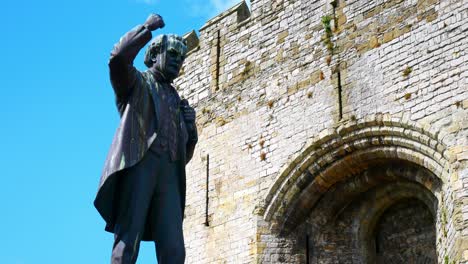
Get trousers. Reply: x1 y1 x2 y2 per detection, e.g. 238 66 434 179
110 149 185 264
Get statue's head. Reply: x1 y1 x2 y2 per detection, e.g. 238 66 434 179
144 34 188 81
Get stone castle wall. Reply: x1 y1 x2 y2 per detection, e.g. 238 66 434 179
174 0 468 263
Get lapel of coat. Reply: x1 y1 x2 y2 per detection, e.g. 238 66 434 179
146 71 161 130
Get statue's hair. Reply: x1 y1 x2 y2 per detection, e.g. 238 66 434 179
144 34 187 68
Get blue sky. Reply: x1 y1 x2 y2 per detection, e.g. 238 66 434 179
1 0 245 263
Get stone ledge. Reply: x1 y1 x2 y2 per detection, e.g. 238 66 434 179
183 30 199 53
200 1 251 32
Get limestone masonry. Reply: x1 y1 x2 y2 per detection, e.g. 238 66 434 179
174 0 468 263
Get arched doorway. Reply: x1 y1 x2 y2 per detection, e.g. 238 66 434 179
261 118 452 263
300 162 439 263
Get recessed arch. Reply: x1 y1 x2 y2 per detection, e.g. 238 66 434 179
352 181 438 263
299 168 439 263
262 115 451 234
305 162 439 228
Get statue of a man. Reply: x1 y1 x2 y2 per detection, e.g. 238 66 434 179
94 14 198 264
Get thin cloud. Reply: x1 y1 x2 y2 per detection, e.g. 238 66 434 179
185 0 250 18
209 0 243 15
136 0 158 5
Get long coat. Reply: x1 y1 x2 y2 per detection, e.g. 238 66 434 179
94 25 197 241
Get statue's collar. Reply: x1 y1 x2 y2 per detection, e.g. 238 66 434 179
148 69 172 83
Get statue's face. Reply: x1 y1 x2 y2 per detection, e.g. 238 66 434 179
154 37 187 81
164 41 186 79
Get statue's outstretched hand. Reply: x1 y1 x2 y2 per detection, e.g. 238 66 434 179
144 14 165 31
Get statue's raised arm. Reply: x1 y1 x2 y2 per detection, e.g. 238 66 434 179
108 14 165 106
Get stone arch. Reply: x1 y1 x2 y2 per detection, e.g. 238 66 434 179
353 181 438 263
371 198 437 263
293 162 440 263
263 114 451 234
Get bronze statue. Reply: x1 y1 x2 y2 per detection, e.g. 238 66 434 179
94 14 198 264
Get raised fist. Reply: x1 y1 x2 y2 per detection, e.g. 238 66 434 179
144 14 165 31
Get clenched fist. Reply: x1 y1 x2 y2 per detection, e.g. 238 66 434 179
144 14 165 31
